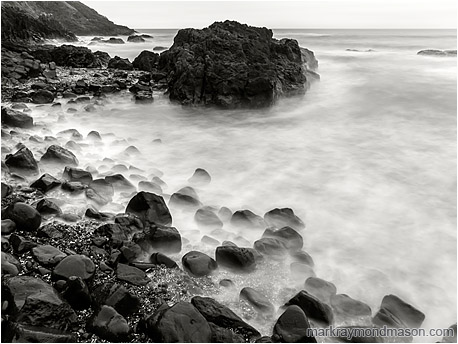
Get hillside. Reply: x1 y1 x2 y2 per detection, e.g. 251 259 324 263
1 1 134 42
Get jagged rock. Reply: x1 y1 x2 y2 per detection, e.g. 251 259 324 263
108 56 133 70
36 198 62 216
5 147 39 175
264 208 305 230
5 202 41 231
116 263 149 286
134 224 182 254
240 287 275 315
231 210 265 228
304 277 337 304
87 305 130 342
92 282 141 316
372 294 425 329
41 145 78 165
158 21 317 108
52 254 96 283
132 50 159 71
62 166 92 184
215 245 256 272
195 207 223 228
285 290 334 326
145 301 212 342
272 305 316 343
125 191 172 226
32 244 66 266
182 251 218 277
30 173 61 193
1 107 33 128
191 296 260 340
262 226 303 251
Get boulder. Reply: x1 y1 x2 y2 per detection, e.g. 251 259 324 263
182 251 218 277
188 168 211 185
191 296 261 340
62 166 92 184
132 50 159 71
127 35 145 42
1 107 33 128
285 290 334 326
108 56 133 70
372 294 425 329
116 263 149 286
169 192 202 210
30 173 61 193
36 199 62 216
262 226 303 250
126 191 172 226
52 254 96 283
158 21 317 108
2 219 16 235
264 208 305 230
92 282 141 316
272 305 316 343
104 174 135 191
145 301 212 342
215 245 256 272
87 305 130 342
231 210 265 228
89 178 115 198
304 277 337 304
31 89 54 104
41 145 78 165
331 294 372 320
60 276 92 310
195 207 223 228
5 202 41 231
240 287 275 315
134 224 182 254
5 147 39 175
254 237 288 257
32 245 67 266
150 252 178 269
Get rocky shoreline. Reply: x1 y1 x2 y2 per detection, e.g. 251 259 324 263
1 20 456 344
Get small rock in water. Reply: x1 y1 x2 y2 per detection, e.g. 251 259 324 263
125 191 172 226
290 250 315 267
231 209 266 229
138 180 163 194
272 305 316 343
1 107 33 128
240 287 275 315
264 208 305 230
105 174 135 191
5 146 39 175
215 245 256 272
169 192 202 211
372 294 425 329
87 130 102 140
134 224 182 254
195 207 223 228
218 206 233 222
41 145 78 165
30 173 61 193
219 279 235 288
182 250 218 277
290 262 316 278
62 166 93 185
304 277 337 304
331 294 372 321
285 290 334 326
254 237 288 257
36 198 62 216
201 235 220 246
188 168 211 185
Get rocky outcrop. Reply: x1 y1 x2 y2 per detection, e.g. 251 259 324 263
417 49 457 56
157 20 318 108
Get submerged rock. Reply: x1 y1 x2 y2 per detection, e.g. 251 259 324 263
182 250 218 277
262 226 303 251
264 208 305 230
195 207 223 228
331 294 372 320
215 245 256 272
188 168 211 185
41 145 78 165
158 20 317 108
240 287 275 315
125 191 172 226
231 209 265 229
372 294 425 329
304 277 337 304
62 166 92 184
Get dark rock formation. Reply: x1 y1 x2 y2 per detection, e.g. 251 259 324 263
5 202 41 232
132 50 159 72
372 294 425 329
108 56 133 70
31 89 54 104
36 198 62 216
215 245 256 272
127 35 145 43
134 224 182 254
103 37 125 44
32 244 66 266
272 305 316 343
41 145 78 165
264 208 305 230
5 147 39 175
182 251 218 277
87 305 130 342
158 20 318 108
262 226 303 251
30 173 61 193
92 282 141 316
1 107 33 128
126 191 172 226
285 290 334 326
62 166 92 185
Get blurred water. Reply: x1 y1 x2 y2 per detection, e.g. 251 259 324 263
33 29 458 340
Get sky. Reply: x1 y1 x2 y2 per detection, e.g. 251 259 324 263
83 0 457 29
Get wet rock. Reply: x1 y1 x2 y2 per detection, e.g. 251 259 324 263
372 294 425 328
30 173 61 193
5 275 78 331
36 199 62 216
285 290 334 326
262 226 303 251
169 192 202 211
215 245 256 272
208 322 246 343
92 282 141 316
182 251 218 277
31 89 54 104
138 180 163 194
108 56 133 70
105 174 135 191
1 219 16 235
331 294 372 320
201 235 220 246
231 210 265 228
126 191 172 226
41 145 78 165
5 202 41 232
5 147 39 175
127 35 146 42
192 296 261 340
87 305 130 342
89 178 114 200
417 49 457 56
1 107 33 128
150 252 178 269
1 182 12 198
57 129 83 140
62 181 86 192
61 276 92 310
254 237 288 257
52 254 96 283
441 324 457 343
218 207 232 222
304 277 337 304
85 207 112 221
7 324 77 343
188 168 211 185
87 130 102 140
134 224 182 254
32 245 67 267
2 252 22 276
145 301 212 342
116 263 149 286
132 50 159 71
264 208 305 230
240 287 275 315
290 262 315 279
62 166 92 184
195 207 223 228
290 250 315 267
272 305 316 343
10 233 37 253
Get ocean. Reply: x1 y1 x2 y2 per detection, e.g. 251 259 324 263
41 28 456 340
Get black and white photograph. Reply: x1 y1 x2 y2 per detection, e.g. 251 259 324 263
0 0 456 342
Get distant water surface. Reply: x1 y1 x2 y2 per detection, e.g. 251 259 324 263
42 29 456 340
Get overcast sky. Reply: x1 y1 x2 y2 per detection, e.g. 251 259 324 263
83 0 457 29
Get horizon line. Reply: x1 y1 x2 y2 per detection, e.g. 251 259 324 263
134 27 458 30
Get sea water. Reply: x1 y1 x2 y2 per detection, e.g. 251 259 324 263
37 29 457 340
